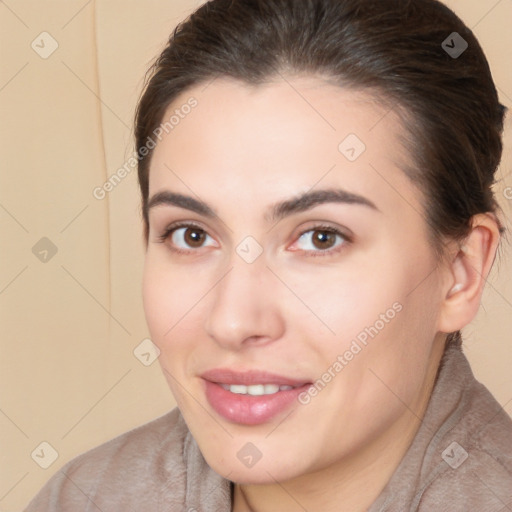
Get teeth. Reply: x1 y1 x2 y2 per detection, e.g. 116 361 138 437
230 384 249 394
219 383 295 395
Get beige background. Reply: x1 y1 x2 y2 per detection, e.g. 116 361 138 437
0 0 511 509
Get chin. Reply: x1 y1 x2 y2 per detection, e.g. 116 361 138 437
204 449 307 485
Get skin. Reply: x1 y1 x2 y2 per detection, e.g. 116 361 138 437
142 76 500 511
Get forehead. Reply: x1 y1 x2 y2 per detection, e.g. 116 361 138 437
148 76 420 218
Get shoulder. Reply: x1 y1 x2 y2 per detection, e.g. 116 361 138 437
372 346 512 512
417 363 512 511
418 438 512 511
24 408 190 511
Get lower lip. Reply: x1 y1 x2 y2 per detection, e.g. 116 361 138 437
203 380 311 425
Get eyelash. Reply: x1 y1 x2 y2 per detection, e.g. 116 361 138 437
156 221 352 257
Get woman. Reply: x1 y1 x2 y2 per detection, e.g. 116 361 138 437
26 0 511 510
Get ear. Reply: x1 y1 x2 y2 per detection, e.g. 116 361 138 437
437 213 501 334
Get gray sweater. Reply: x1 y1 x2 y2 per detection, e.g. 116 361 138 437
25 345 512 511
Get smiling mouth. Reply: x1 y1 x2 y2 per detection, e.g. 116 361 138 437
201 371 313 425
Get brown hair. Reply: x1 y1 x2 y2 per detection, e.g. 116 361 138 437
134 0 506 347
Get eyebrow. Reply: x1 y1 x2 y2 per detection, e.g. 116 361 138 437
146 188 379 223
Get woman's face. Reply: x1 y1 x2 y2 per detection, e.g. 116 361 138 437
142 76 448 483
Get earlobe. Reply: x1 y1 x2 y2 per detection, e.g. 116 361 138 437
437 213 501 334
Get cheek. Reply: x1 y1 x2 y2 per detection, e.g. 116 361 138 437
142 254 203 341
295 246 440 374
294 271 441 459
142 253 214 400
283 260 404 347
332 265 441 413
142 257 172 340
142 260 189 401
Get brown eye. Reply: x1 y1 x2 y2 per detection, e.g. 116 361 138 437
167 225 216 251
182 227 206 247
292 226 348 255
311 230 337 250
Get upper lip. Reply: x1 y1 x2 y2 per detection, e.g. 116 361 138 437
200 369 311 387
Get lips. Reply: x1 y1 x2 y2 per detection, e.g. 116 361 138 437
200 368 310 387
200 369 312 425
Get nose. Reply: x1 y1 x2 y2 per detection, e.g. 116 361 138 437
204 257 285 351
